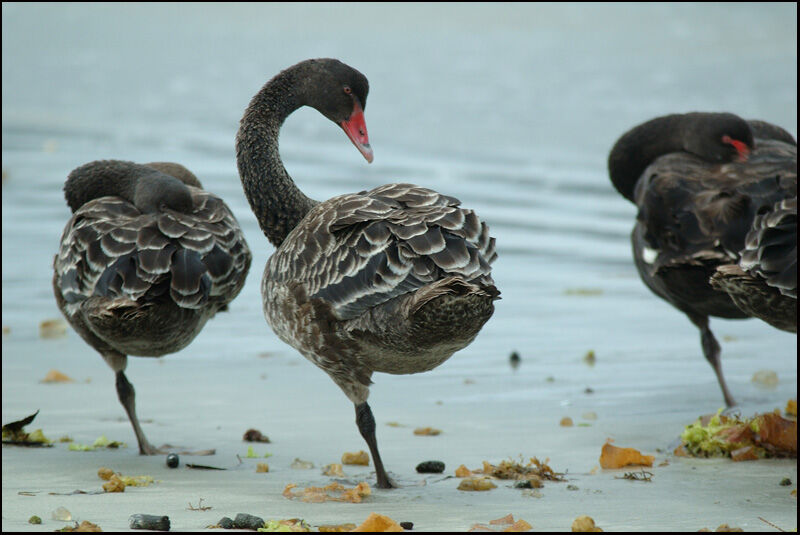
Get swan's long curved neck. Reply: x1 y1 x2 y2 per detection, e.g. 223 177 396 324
236 70 318 248
608 114 686 203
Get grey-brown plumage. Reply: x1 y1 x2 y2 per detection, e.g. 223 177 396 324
53 160 252 454
711 197 797 332
236 59 499 488
609 112 797 407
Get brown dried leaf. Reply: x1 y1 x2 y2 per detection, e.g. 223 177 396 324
341 450 370 465
571 515 602 532
599 440 654 469
97 467 114 481
351 513 403 532
754 412 797 455
413 427 442 436
102 475 125 493
455 464 473 477
42 369 74 383
458 477 497 491
282 481 371 503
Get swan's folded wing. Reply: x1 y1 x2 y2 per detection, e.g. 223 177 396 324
55 190 251 315
740 197 797 298
268 183 496 320
636 141 797 271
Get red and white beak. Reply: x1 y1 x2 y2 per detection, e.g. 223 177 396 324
722 135 750 162
340 102 374 163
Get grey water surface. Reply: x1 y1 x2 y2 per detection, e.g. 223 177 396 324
2 3 796 426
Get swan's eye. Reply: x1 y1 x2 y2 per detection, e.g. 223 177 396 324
343 86 352 95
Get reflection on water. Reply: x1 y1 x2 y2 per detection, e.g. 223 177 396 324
2 3 796 403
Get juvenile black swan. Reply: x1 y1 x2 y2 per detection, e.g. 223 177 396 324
236 59 499 488
608 112 797 406
53 160 252 454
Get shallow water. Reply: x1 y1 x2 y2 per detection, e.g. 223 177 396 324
2 3 797 430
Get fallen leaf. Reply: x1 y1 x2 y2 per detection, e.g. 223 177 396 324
351 513 403 532
599 440 654 469
42 370 74 383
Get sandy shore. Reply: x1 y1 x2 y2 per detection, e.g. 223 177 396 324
1 317 796 533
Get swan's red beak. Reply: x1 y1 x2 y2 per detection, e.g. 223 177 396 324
340 103 374 163
722 135 750 162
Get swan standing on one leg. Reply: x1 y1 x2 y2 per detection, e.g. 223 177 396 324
608 113 796 406
236 58 499 488
54 160 252 454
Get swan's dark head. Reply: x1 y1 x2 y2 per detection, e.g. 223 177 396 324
297 58 373 163
133 171 194 214
683 112 754 164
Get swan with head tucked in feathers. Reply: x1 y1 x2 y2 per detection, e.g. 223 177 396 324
608 112 796 407
53 160 252 454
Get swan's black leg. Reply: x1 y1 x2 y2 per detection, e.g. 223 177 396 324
355 402 396 489
116 371 158 455
688 313 735 407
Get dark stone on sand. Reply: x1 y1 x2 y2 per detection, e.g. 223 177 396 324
218 517 234 529
509 351 521 369
243 428 271 443
233 513 265 530
416 460 445 473
129 514 170 531
166 453 179 468
400 521 414 530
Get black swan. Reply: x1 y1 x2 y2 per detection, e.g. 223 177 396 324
53 160 252 454
608 112 797 406
236 58 499 488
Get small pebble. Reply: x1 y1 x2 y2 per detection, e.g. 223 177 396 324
28 515 42 525
779 477 792 486
218 517 234 529
233 513 265 530
515 477 543 489
416 460 445 473
567 484 579 491
509 351 521 369
166 453 179 468
751 369 778 388
129 514 170 531
400 521 414 530
51 507 72 521
243 428 270 443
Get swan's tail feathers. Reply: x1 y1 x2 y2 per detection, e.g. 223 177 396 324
410 276 500 316
740 197 797 298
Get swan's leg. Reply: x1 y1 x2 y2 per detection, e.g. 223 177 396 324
355 402 396 489
688 314 736 407
116 371 159 455
102 352 158 455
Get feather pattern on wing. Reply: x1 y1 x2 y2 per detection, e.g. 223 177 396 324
635 138 796 277
55 187 252 315
266 183 496 320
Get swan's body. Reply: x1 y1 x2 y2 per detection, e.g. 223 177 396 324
237 59 498 488
609 113 797 406
53 160 252 453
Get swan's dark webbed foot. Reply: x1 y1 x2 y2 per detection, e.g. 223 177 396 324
688 313 736 407
115 371 159 455
355 402 398 489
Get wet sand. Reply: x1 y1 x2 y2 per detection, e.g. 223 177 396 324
1 317 797 532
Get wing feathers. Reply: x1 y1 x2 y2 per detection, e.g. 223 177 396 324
55 188 252 316
268 183 496 320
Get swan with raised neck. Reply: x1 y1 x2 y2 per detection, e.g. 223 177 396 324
236 58 372 247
